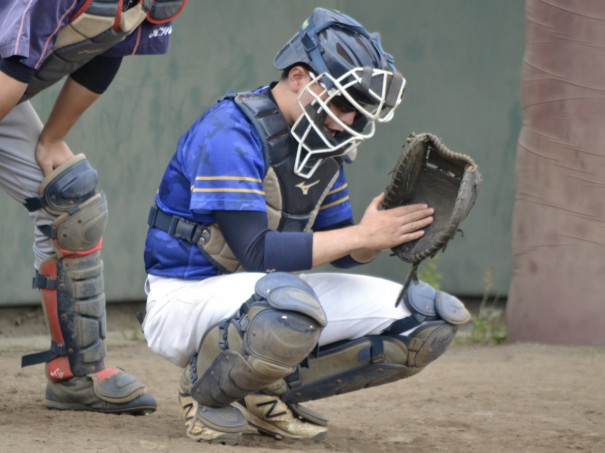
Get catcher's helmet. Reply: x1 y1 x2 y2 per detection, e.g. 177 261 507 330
274 8 406 178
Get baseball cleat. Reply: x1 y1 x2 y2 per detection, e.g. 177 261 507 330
45 368 157 414
236 393 328 440
179 364 246 444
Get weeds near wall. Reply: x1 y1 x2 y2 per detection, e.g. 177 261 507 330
417 256 443 290
469 265 507 345
418 259 508 345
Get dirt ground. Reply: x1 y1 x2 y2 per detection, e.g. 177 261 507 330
0 305 603 453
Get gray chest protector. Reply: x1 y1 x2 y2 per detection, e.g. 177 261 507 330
20 0 185 103
199 90 342 273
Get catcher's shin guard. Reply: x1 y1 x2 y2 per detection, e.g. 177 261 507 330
190 272 327 408
278 323 454 404
278 282 470 404
22 155 109 379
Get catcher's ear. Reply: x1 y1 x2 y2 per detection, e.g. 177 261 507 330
288 65 311 94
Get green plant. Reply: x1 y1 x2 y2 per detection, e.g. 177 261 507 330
417 256 443 290
417 259 507 345
469 265 507 345
126 327 145 342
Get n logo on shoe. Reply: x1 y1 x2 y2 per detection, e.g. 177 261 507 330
256 398 286 419
179 391 196 423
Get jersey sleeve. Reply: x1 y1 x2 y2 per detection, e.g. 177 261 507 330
0 0 77 68
179 102 268 214
313 168 354 230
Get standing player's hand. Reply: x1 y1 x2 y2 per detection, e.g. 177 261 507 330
35 138 75 176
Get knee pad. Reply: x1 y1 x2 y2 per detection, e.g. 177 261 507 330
191 272 326 407
22 155 108 379
279 321 457 404
38 154 108 255
387 280 471 336
404 280 471 326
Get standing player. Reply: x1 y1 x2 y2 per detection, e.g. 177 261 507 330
0 0 186 414
143 7 471 444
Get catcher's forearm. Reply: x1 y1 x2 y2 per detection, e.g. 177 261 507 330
349 248 381 264
311 226 376 268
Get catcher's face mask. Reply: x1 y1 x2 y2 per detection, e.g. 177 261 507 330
291 68 406 178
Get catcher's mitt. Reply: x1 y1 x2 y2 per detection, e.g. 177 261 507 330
382 132 482 297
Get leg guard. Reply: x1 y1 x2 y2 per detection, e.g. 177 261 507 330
279 322 456 404
190 272 327 408
277 281 470 404
22 155 156 414
22 155 108 379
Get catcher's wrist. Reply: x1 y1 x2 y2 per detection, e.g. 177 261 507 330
350 250 379 263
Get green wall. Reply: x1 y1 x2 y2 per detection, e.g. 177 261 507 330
0 0 525 305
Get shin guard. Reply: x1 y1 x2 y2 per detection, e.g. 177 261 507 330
259 282 467 404
279 321 457 404
22 155 109 380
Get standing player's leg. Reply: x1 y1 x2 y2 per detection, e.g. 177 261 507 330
0 101 156 414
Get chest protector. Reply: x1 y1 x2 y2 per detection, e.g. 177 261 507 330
199 90 342 273
20 0 186 103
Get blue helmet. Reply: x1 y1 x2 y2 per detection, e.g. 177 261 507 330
274 8 406 178
274 8 397 87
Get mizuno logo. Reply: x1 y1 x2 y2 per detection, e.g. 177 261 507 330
256 399 286 419
295 180 320 195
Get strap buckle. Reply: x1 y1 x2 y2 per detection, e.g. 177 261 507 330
148 205 205 244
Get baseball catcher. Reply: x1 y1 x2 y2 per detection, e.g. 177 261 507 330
382 132 482 301
142 8 475 445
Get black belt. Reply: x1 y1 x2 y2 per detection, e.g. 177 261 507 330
147 205 208 244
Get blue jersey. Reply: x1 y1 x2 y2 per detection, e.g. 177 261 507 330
144 87 354 279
